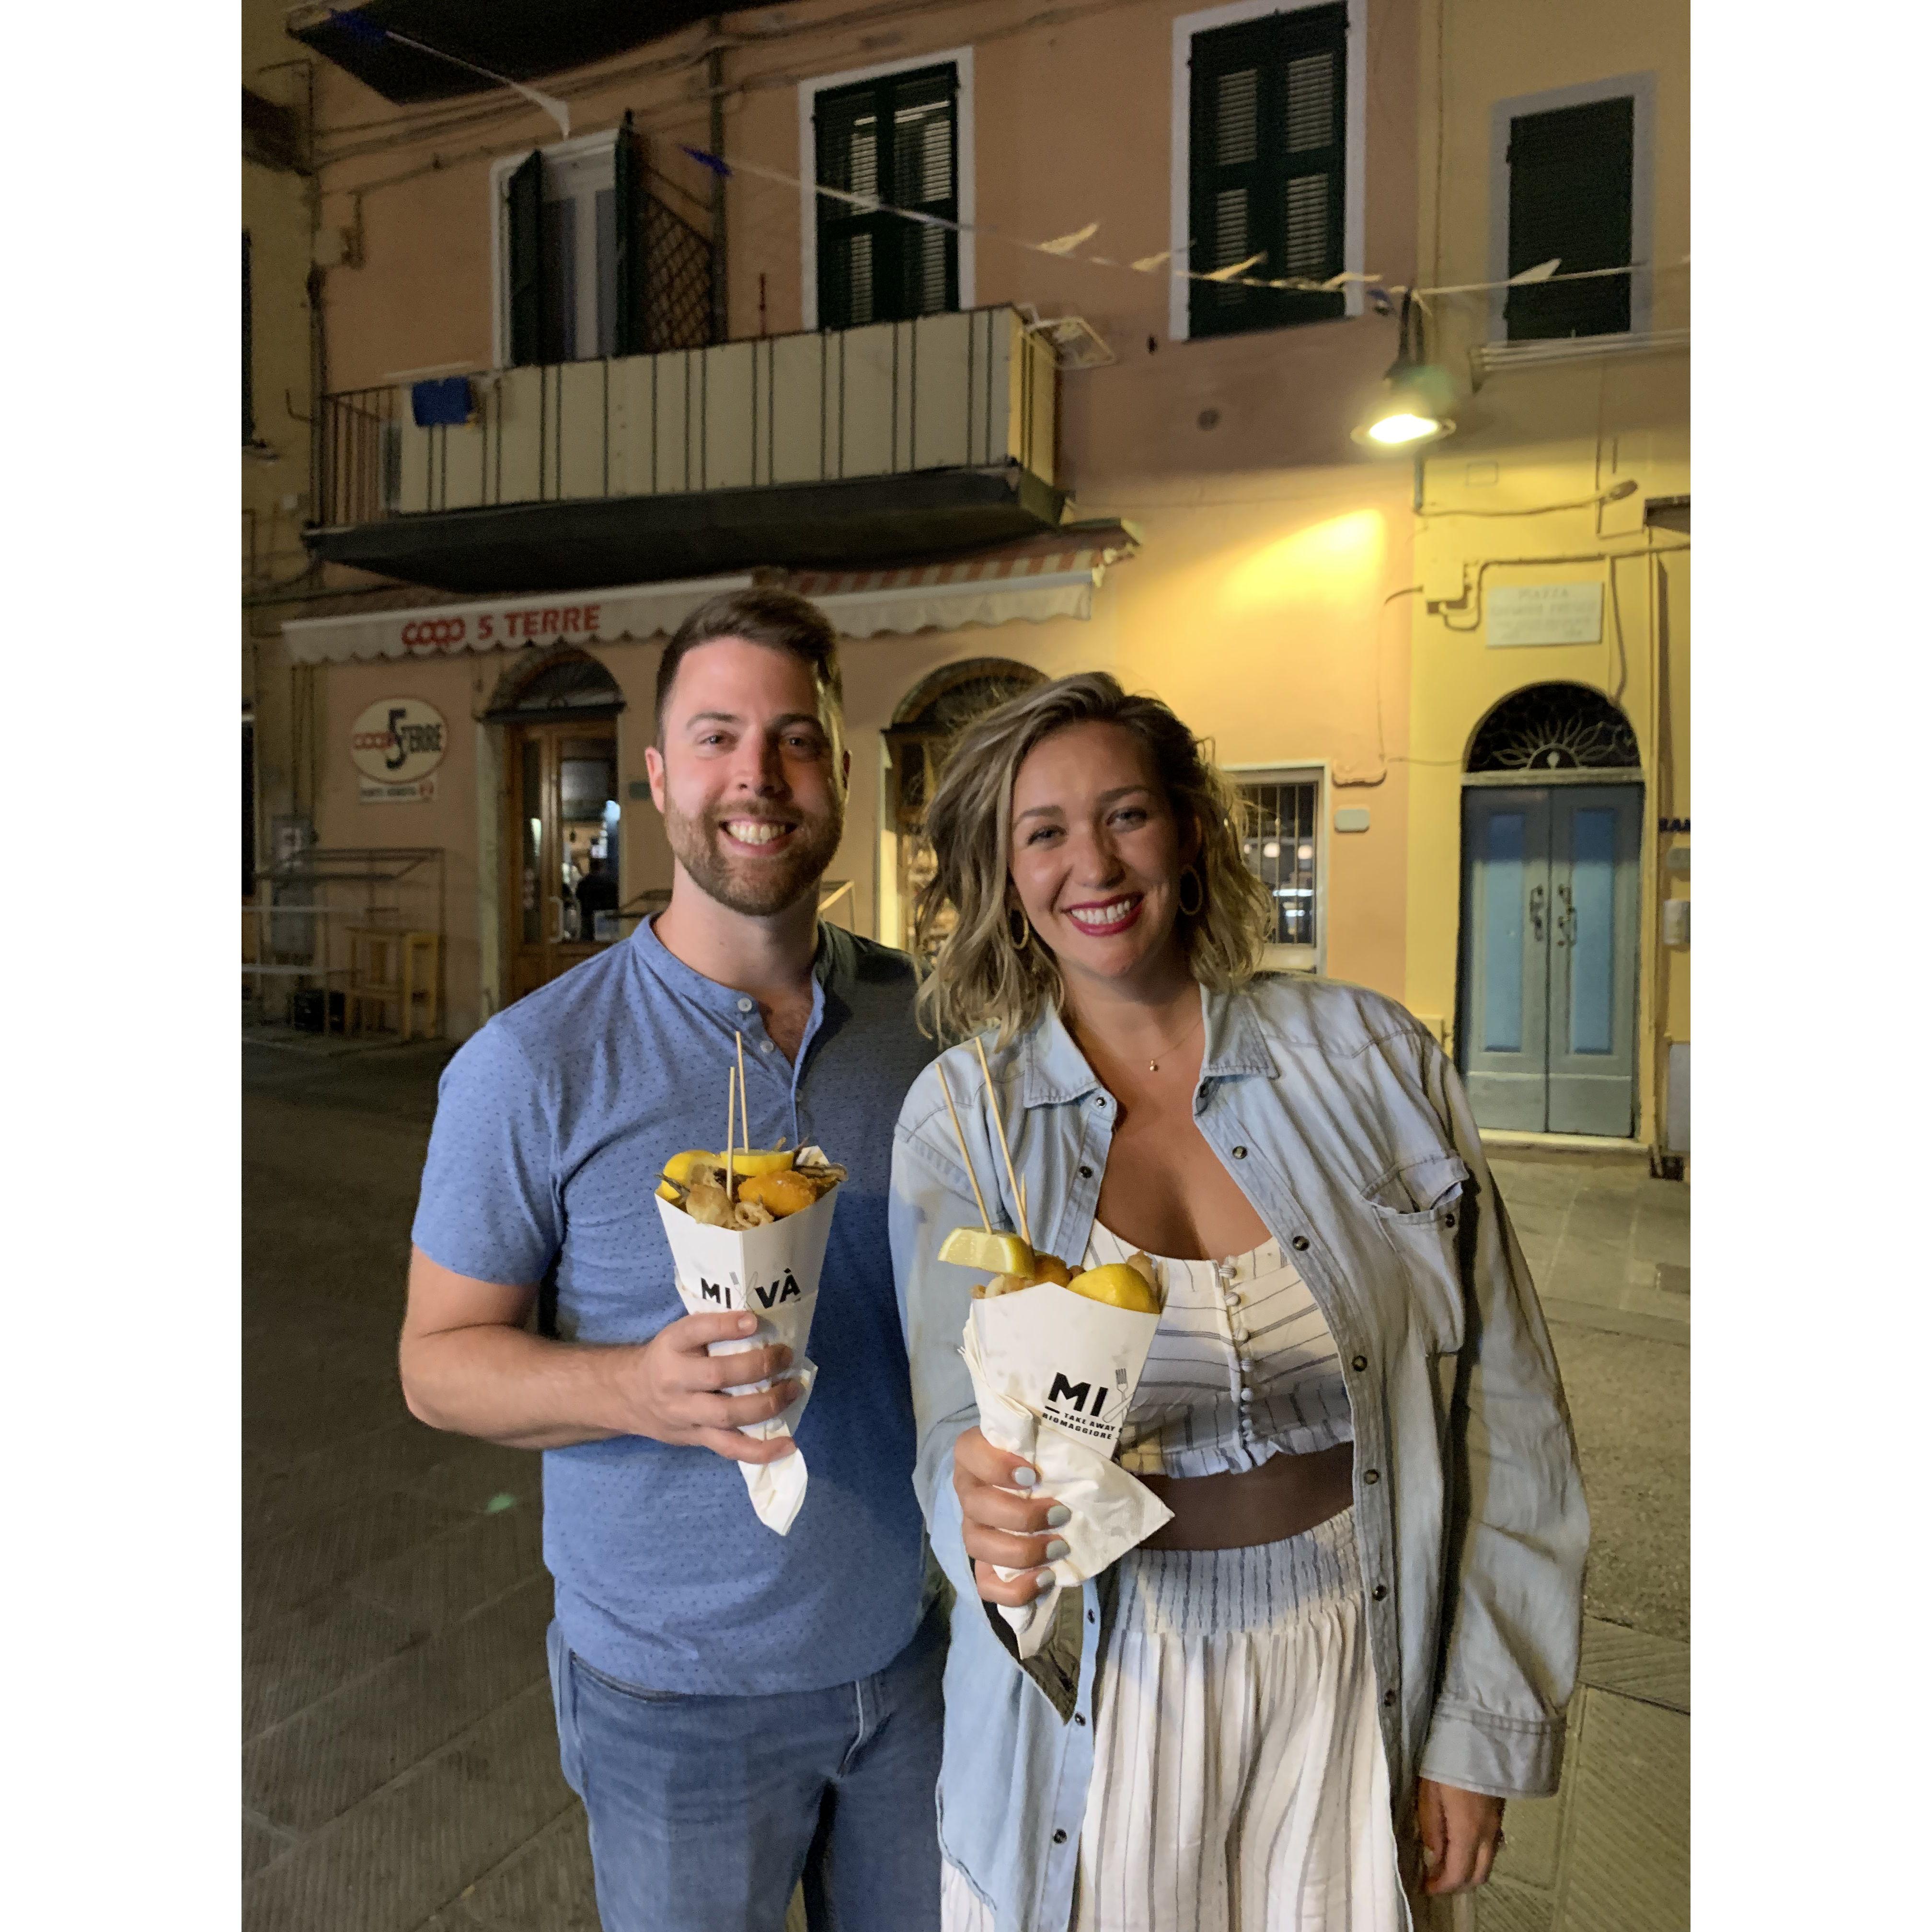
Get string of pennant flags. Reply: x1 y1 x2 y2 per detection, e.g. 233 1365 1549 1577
318 11 1685 308
680 144 1688 309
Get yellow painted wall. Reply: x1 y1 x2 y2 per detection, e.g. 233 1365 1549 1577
295 0 1435 1035
1407 0 1689 1141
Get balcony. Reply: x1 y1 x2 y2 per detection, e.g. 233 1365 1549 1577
309 307 1062 595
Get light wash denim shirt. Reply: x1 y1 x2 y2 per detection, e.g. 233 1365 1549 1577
889 975 1588 1932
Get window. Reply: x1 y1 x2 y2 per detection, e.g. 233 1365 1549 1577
1235 770 1321 969
1184 3 1349 339
1505 95 1635 340
495 126 647 367
810 61 961 330
242 230 255 445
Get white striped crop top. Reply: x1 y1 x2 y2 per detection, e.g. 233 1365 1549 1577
1084 1222 1354 1479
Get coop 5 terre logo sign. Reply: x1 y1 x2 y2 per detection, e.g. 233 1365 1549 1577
351 697 448 804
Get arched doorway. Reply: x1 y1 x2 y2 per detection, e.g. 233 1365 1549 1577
1457 683 1643 1136
884 658 1045 956
488 650 627 1001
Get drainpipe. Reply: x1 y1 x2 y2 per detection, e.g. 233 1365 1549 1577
708 18 728 344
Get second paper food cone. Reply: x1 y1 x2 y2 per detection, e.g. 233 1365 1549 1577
655 1151 840 1535
963 1283 1173 1656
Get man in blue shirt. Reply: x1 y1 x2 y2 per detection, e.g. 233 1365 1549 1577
402 589 941 1932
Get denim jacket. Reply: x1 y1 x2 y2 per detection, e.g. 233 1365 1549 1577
889 975 1588 1932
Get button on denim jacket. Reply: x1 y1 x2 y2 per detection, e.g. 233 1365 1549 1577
889 976 1589 1932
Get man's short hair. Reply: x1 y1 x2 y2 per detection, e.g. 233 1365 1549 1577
654 588 844 742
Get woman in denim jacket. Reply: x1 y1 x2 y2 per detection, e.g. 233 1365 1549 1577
889 674 1588 1932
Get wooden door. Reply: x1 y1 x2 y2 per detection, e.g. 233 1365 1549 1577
1458 788 1554 1132
1545 786 1642 1135
506 720 622 1002
1457 783 1641 1135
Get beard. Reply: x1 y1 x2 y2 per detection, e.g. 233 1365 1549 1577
663 795 845 918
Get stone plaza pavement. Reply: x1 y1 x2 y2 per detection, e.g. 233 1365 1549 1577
242 1039 1688 1932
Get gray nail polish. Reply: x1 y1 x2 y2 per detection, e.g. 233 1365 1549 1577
1012 1467 1038 1489
1043 1539 1070 1562
1035 1571 1056 1594
1045 1504 1072 1528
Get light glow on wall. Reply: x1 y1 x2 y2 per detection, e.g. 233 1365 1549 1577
1219 510 1387 616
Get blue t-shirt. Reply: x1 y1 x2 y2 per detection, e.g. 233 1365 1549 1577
411 916 936 1695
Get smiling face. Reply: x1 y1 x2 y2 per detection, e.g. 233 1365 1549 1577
1007 720 1199 993
644 637 848 917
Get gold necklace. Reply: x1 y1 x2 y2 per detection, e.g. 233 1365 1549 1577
1140 1007 1204 1073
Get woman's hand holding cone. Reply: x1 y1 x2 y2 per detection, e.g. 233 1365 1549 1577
953 1425 1073 1604
615 1310 803 1463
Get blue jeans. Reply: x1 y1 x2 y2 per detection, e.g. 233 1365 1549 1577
547 1603 945 1932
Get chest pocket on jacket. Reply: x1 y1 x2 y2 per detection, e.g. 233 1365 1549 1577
1361 1150 1471 1355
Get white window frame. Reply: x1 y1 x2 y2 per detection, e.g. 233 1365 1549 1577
488 128 621 371
798 46 976 334
1486 73 1656 343
1226 759 1328 974
1169 0 1367 343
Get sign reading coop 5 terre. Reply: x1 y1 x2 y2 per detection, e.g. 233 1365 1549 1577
351 697 448 804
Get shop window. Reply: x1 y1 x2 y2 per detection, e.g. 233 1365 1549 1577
811 60 962 330
1504 95 1635 340
1234 770 1321 970
1185 3 1349 339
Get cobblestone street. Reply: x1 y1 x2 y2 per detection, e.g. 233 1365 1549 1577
242 1040 1687 1932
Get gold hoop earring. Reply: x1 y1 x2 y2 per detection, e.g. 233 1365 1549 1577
1007 905 1033 951
1177 865 1205 918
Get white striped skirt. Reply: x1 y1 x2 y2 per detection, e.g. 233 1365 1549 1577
942 1510 1410 1932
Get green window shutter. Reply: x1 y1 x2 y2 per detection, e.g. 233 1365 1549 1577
506 150 548 367
1188 5 1347 340
1506 97 1634 341
612 118 646 358
815 63 958 329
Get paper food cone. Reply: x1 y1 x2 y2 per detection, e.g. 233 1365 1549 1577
962 1285 1173 1657
656 1149 840 1536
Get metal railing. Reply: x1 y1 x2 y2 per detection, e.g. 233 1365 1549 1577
320 385 398 529
318 304 1055 530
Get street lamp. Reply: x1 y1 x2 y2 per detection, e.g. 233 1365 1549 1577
1353 294 1457 449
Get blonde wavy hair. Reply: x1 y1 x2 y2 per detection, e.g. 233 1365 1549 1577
912 672 1273 1044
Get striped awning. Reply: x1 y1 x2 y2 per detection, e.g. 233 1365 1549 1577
270 523 1138 663
793 523 1137 639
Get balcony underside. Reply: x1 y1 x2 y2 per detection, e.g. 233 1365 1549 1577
289 2 731 104
305 465 1066 596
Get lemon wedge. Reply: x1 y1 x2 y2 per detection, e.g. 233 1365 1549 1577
662 1147 797 1184
1066 1262 1162 1316
655 1180 681 1202
938 1227 1035 1277
729 1148 797 1178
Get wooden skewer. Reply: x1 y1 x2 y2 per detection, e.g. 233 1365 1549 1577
936 1064 992 1232
724 1066 737 1203
735 1031 750 1162
973 1034 1031 1248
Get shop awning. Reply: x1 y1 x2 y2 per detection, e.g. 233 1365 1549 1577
793 524 1138 639
276 524 1137 665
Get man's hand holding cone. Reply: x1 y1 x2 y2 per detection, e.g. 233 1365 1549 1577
604 1309 804 1464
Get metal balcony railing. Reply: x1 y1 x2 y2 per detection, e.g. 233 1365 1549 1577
317 305 1057 532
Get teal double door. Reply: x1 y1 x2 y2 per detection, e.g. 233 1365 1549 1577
1458 784 1642 1137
